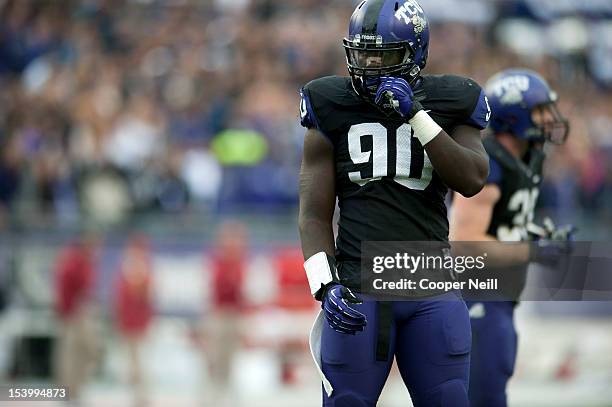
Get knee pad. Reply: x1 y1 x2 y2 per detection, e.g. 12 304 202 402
327 392 371 407
440 379 469 407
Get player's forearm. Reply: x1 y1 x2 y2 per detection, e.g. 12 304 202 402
485 242 530 267
408 111 488 197
424 132 489 197
298 128 337 261
452 238 531 267
298 216 335 260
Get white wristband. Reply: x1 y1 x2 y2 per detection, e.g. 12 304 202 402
409 110 442 146
304 252 338 296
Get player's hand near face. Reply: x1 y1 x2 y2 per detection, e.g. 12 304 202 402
374 76 422 119
374 76 489 197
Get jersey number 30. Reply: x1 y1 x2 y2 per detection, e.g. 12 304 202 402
348 123 433 190
497 187 539 242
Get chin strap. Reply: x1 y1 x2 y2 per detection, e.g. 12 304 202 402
408 65 421 85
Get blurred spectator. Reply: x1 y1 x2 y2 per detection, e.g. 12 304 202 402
53 234 100 402
114 234 153 407
272 246 314 385
273 246 311 310
205 221 248 404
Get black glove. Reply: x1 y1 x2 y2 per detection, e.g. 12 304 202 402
529 239 572 268
527 217 577 241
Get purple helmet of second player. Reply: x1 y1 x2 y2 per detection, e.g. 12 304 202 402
485 69 570 145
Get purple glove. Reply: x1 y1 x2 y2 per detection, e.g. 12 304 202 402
320 283 367 335
375 76 423 118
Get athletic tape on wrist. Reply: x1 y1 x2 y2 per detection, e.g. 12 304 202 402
409 110 442 146
304 252 337 296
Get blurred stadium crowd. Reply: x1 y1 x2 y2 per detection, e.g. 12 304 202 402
1 1 612 405
0 0 611 230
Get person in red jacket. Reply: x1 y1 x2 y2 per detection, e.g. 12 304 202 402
54 234 100 402
210 223 247 312
206 221 248 403
114 234 153 407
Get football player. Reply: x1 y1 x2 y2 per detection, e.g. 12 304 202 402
449 69 571 407
298 1 491 405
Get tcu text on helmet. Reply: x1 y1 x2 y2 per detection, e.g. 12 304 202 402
489 75 530 99
395 0 424 25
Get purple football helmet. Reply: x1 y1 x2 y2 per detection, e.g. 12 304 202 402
343 0 430 99
486 69 569 145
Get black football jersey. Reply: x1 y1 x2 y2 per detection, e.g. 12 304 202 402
483 136 545 241
300 75 490 273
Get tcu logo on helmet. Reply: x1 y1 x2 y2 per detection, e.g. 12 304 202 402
395 0 425 25
489 75 530 105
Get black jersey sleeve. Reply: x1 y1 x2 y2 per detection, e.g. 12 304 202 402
299 76 361 139
300 78 335 134
299 88 320 130
421 75 491 132
463 78 491 130
486 157 503 187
